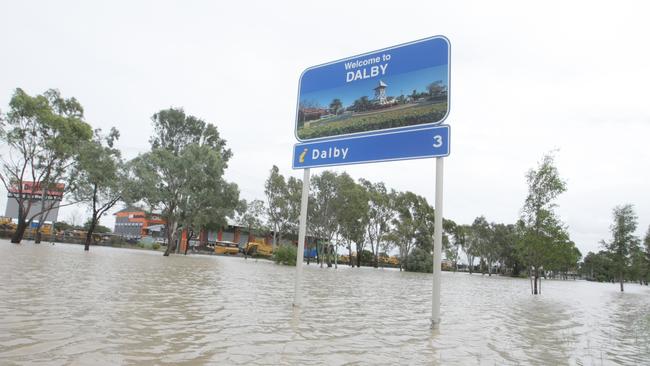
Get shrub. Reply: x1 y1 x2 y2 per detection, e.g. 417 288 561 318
405 248 433 273
274 245 297 266
152 243 161 250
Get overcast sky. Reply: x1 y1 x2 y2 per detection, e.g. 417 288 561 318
1 0 649 256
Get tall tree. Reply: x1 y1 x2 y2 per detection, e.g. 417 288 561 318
389 191 435 271
601 204 640 292
309 171 339 267
127 107 235 256
235 199 267 239
284 176 303 237
359 179 394 268
177 144 240 254
426 80 447 98
517 153 569 295
471 216 492 275
448 223 467 272
72 127 124 251
329 98 343 115
0 88 93 243
335 174 369 268
264 165 290 250
460 224 477 274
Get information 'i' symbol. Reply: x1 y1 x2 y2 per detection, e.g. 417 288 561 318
299 148 308 163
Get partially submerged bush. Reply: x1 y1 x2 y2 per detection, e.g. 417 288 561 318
274 245 297 266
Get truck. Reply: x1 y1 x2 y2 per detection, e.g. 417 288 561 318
242 238 273 257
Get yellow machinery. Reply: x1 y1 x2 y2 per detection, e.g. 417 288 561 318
214 241 240 255
243 238 273 257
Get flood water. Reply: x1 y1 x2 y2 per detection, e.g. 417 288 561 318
1 240 649 365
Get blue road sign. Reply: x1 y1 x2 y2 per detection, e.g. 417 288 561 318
293 125 449 169
295 36 450 142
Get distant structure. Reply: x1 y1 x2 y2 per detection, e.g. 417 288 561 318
4 181 64 223
113 207 165 239
373 80 388 105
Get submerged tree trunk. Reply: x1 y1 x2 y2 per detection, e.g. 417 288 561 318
620 272 624 292
84 218 97 251
11 218 28 244
533 267 540 295
334 244 338 269
163 226 175 256
348 242 354 267
326 245 332 268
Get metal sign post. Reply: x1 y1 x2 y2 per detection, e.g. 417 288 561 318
431 157 444 328
293 168 311 307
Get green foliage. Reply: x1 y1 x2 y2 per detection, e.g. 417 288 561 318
581 251 615 282
152 243 161 250
357 249 375 266
336 174 369 267
329 98 343 115
388 191 435 271
265 165 290 247
73 128 124 249
127 107 238 256
426 80 447 98
359 179 395 267
405 247 433 273
83 219 112 233
298 102 447 139
235 199 267 235
274 245 297 266
601 204 640 290
517 154 569 266
309 171 340 266
0 88 93 243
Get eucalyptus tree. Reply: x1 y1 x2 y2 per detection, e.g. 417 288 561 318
235 199 267 239
359 179 395 268
336 173 369 268
517 153 569 294
284 176 303 237
471 216 492 275
177 144 240 254
0 88 93 243
308 171 339 267
459 224 478 274
390 191 435 271
264 165 290 250
601 204 640 292
127 108 235 256
72 127 124 251
448 223 466 272
493 223 521 275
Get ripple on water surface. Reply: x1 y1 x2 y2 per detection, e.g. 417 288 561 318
1 240 649 365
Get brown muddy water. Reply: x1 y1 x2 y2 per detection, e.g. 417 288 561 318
1 240 649 365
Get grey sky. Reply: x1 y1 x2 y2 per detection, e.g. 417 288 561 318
1 0 649 256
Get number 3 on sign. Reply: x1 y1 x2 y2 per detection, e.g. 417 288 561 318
432 135 443 148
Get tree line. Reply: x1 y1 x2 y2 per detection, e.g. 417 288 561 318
0 88 239 253
1 88 648 293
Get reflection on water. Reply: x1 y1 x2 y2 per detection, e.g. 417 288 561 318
1 240 649 365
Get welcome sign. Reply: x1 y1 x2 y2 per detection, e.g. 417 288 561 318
295 36 450 142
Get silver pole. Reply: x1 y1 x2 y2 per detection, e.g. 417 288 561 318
293 168 311 307
431 157 444 328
